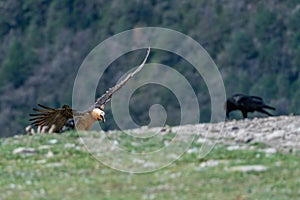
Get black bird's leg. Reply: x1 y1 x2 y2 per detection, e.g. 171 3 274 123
242 111 248 118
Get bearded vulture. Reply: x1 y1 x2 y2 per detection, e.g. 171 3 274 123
29 48 150 133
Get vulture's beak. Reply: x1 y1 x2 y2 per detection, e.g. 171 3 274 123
100 114 106 122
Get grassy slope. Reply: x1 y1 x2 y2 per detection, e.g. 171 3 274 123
0 131 299 200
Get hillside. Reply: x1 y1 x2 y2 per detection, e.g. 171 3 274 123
1 1 300 136
1 116 300 199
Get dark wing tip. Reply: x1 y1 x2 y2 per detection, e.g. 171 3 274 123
37 104 56 110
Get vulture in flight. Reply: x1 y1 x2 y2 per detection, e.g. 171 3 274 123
30 48 151 133
225 94 275 119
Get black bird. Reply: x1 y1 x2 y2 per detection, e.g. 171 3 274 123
225 94 275 119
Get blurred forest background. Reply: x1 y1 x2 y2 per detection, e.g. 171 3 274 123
0 0 300 137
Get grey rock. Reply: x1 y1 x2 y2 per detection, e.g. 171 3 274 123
228 165 268 172
13 147 37 155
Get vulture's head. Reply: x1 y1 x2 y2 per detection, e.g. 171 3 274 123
92 105 105 122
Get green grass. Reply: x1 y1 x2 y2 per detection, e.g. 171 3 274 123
0 131 300 200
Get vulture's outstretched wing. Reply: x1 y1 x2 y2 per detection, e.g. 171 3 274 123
29 104 74 132
93 47 150 108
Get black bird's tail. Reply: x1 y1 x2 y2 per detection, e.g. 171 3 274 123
263 104 275 110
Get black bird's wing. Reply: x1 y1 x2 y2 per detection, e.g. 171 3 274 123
238 95 275 111
237 96 263 110
250 95 263 100
250 96 275 110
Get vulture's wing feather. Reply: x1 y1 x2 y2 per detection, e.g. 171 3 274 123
29 104 73 132
93 47 150 108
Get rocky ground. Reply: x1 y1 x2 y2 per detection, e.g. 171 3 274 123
124 115 300 153
24 115 300 155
